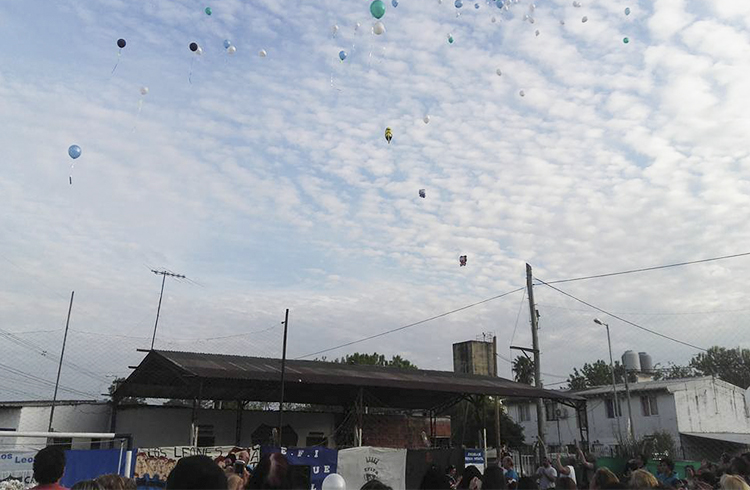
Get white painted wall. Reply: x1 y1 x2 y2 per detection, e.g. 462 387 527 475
672 379 750 433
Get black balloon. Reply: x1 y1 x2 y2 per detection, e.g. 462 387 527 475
189 42 198 52
117 38 126 48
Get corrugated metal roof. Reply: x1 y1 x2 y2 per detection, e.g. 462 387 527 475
681 432 750 445
571 376 716 397
114 350 582 410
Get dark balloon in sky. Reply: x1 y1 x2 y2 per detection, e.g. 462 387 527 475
117 38 126 48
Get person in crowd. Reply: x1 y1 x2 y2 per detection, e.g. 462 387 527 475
517 477 539 490
535 458 557 490
31 446 68 490
70 481 103 490
575 448 595 490
361 480 393 490
249 453 291 490
590 467 619 490
421 466 452 490
227 474 245 490
458 466 484 490
730 457 750 484
554 456 577 486
656 458 680 488
166 455 228 490
555 477 576 490
483 466 507 490
720 475 750 490
684 466 695 484
502 457 519 487
121 478 136 490
694 471 717 490
94 474 125 490
629 469 658 489
447 466 458 488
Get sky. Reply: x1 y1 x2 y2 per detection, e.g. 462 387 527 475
2 0 750 402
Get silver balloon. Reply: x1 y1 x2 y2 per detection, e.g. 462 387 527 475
259 49 267 57
581 15 588 22
372 21 386 35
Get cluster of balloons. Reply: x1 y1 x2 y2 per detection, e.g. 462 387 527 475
419 189 426 198
459 255 468 267
370 0 386 35
224 39 237 54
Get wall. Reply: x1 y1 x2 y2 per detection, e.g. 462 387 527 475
452 340 496 376
672 378 750 433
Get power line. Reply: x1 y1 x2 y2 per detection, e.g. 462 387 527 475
297 287 526 359
534 278 707 352
544 251 750 285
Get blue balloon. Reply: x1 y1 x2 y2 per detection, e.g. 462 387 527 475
223 39 232 49
392 0 398 6
455 0 463 7
339 50 347 61
68 145 81 159
475 2 479 7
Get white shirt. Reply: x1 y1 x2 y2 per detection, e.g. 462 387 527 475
565 466 577 484
537 466 558 489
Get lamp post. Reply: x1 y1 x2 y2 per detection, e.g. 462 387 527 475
594 318 623 443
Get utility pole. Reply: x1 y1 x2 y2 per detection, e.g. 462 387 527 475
595 318 623 443
49 291 74 432
526 263 546 456
492 335 502 451
150 269 186 350
623 370 635 440
277 309 289 446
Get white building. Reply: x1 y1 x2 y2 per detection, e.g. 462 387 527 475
504 376 750 460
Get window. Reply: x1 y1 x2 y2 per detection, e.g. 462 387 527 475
518 404 531 422
605 398 622 419
197 425 215 447
545 402 558 421
641 395 658 416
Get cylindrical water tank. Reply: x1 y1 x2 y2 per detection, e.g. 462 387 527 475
622 350 641 372
639 352 654 373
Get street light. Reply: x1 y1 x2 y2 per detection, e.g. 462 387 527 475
593 318 623 443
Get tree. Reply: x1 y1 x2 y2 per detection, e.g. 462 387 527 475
108 377 145 405
512 356 535 385
449 398 525 449
689 346 750 389
567 360 629 390
652 362 697 381
333 352 418 369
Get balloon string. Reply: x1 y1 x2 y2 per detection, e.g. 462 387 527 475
188 57 195 84
111 50 121 75
69 164 75 185
132 99 143 133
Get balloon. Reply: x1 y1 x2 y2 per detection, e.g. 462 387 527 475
475 3 480 8
205 6 212 15
560 19 565 25
189 42 198 52
224 39 232 49
117 38 126 49
491 16 496 22
523 14 529 20
355 22 362 30
496 68 502 76
372 21 386 35
519 90 525 97
370 0 386 19
68 145 82 159
423 115 430 124
581 15 588 22
322 474 346 490
259 49 267 57
419 189 426 198
459 255 467 267
447 34 454 44
384 127 393 144
140 86 149 95
535 29 540 36
227 45 237 54
455 0 463 7
332 24 339 36
623 37 629 43
529 3 535 11
392 0 399 6
624 7 630 15
339 50 347 61
529 16 535 23
572 1 581 6
196 46 203 55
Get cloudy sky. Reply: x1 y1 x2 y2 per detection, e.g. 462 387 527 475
1 0 750 402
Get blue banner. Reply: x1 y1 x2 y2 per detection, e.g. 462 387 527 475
464 449 485 467
262 446 338 490
60 449 133 488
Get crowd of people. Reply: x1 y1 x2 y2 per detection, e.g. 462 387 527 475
24 445 750 490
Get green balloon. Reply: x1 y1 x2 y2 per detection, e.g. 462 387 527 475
448 35 454 44
370 0 386 19
205 6 212 15
623 37 629 44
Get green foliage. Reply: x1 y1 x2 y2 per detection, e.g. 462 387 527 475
333 352 418 369
616 430 676 459
652 363 697 381
567 360 628 390
512 356 535 385
689 346 750 389
449 399 525 449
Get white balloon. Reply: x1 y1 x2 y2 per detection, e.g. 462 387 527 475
535 29 540 36
491 15 496 22
355 22 362 30
423 115 430 124
581 15 588 22
227 45 237 54
140 86 149 95
322 474 346 490
496 68 502 76
519 90 525 97
559 19 565 25
372 21 386 35
259 49 267 57
196 46 203 55
529 16 535 23
332 24 339 36
529 3 535 11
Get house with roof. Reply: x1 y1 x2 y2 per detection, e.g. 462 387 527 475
503 376 750 460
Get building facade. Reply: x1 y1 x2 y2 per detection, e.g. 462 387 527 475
503 377 750 460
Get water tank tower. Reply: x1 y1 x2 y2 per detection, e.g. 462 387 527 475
639 352 654 373
622 350 641 372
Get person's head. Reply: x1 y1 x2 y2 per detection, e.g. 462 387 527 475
698 471 717 488
447 465 457 477
96 474 125 490
601 483 627 490
71 480 104 490
542 458 551 468
560 456 575 467
458 466 483 490
502 457 514 471
227 474 244 490
516 476 538 490
421 467 451 490
166 455 228 490
731 457 750 477
592 467 620 490
483 466 506 490
361 480 393 490
123 477 137 490
556 477 576 490
629 469 658 489
33 446 66 485
720 474 750 490
635 455 647 469
250 453 291 490
722 454 733 465
659 458 675 475
685 466 696 479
